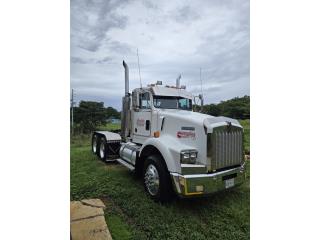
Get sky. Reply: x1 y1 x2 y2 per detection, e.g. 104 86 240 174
71 0 249 110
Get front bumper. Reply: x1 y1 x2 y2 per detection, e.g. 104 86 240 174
170 163 246 197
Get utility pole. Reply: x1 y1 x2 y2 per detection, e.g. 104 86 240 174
71 89 74 135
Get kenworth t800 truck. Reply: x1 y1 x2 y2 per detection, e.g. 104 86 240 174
91 61 246 202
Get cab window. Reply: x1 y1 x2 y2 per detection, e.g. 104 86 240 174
153 96 192 110
139 92 151 109
178 98 192 110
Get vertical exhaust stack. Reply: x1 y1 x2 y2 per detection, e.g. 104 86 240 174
199 94 204 112
123 60 129 96
121 60 131 139
176 74 181 88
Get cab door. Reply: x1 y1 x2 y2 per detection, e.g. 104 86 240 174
132 91 152 137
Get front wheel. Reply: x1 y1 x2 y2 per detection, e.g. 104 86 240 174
143 155 173 202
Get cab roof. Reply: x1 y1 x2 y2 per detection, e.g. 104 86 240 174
149 85 193 99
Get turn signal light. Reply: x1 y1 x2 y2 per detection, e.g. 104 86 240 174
154 131 160 138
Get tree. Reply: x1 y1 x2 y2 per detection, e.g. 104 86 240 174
73 101 107 133
71 101 122 134
105 106 121 119
199 95 250 119
203 104 221 116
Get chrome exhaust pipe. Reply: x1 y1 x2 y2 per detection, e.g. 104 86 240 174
176 74 181 88
199 94 204 112
123 60 129 96
121 60 131 139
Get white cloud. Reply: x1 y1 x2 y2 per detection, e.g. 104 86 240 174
71 0 249 109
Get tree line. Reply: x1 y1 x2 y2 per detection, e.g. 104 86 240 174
72 101 120 134
71 95 249 134
195 95 250 119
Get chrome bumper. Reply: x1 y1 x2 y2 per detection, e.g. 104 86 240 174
170 163 246 197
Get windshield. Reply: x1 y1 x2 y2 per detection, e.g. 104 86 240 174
153 96 192 110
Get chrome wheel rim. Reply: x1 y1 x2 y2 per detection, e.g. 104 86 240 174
144 164 160 196
100 141 105 159
92 136 97 153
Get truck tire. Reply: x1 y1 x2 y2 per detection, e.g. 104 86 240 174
91 134 98 154
143 155 173 202
98 137 107 161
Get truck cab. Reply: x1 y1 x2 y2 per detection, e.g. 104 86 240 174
130 85 192 143
92 61 246 202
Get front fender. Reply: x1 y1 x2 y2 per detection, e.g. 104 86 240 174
139 135 195 173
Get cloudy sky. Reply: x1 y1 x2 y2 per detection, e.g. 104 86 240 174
71 0 249 110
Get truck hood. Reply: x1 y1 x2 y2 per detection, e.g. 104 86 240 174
158 109 242 133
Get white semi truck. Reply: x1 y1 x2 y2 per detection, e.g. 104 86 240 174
91 61 246 202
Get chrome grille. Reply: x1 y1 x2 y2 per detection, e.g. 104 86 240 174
207 128 243 170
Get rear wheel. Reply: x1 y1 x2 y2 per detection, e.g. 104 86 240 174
143 155 173 202
98 137 107 161
91 134 98 154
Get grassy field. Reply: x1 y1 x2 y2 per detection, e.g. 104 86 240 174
97 122 122 131
70 120 250 240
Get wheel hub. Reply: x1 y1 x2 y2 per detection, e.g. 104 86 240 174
144 164 160 196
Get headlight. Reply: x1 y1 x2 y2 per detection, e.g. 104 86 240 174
180 150 197 164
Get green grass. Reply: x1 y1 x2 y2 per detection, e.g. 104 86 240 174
239 119 250 154
71 134 250 240
97 123 121 131
105 214 132 240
